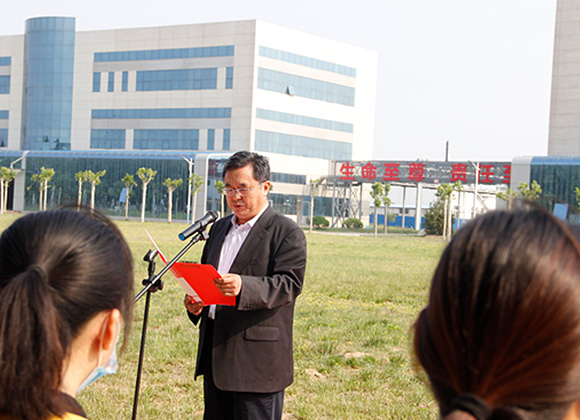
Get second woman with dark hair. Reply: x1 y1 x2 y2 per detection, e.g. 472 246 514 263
414 209 580 420
0 208 134 420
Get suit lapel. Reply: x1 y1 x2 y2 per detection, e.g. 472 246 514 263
229 207 274 273
206 215 233 267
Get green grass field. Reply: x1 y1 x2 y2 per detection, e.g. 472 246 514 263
0 214 446 419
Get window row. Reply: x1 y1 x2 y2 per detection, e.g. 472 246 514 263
0 57 11 66
90 128 231 151
91 107 231 119
256 108 353 133
0 111 8 119
254 130 351 161
258 68 355 107
270 172 307 185
134 129 199 150
259 46 356 78
90 129 126 149
93 68 233 92
0 129 6 147
0 76 10 94
94 45 234 62
136 68 217 91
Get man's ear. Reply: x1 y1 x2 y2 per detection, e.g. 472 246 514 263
263 181 271 195
100 309 121 351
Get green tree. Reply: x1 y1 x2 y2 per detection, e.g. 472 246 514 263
75 170 89 208
0 167 15 214
381 183 392 234
498 181 542 210
423 198 446 235
86 170 106 210
163 177 183 223
309 178 321 233
517 180 542 200
122 173 137 220
370 182 384 238
188 173 204 222
435 183 455 240
215 180 225 218
137 167 157 223
28 173 43 210
40 167 55 210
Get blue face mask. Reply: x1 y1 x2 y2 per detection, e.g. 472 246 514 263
77 314 120 393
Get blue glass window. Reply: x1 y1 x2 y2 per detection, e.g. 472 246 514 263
258 68 355 107
0 110 8 119
225 67 233 89
0 76 10 94
207 129 215 150
136 68 217 91
259 46 356 77
0 129 7 147
122 71 128 92
256 108 353 133
255 130 351 160
90 129 126 149
94 45 234 62
92 108 231 119
223 129 230 151
134 129 199 150
93 72 101 92
108 72 115 92
0 57 11 66
23 17 75 150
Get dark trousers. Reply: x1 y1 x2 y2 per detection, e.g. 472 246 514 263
200 319 284 420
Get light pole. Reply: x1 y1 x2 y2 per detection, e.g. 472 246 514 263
468 161 479 219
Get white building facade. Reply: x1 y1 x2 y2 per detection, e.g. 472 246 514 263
0 17 378 219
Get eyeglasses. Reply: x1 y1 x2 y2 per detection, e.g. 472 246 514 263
222 182 265 197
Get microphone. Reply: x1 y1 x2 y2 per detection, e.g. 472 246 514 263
178 211 219 241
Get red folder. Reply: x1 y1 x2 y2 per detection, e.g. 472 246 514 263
145 229 235 306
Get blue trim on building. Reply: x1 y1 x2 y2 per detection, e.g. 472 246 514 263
94 46 234 62
91 108 231 119
259 46 356 77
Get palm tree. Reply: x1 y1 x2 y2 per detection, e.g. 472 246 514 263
309 178 320 233
188 173 204 222
75 170 89 208
86 170 106 210
370 182 384 238
137 167 157 223
163 177 183 223
381 183 392 234
214 180 225 218
28 173 43 210
122 173 137 220
0 167 15 214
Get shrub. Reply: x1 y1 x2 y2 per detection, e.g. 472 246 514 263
344 217 363 229
311 215 330 228
423 198 455 235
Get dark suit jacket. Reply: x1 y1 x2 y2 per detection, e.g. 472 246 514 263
188 206 307 393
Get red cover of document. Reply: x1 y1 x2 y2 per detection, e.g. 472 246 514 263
145 229 235 306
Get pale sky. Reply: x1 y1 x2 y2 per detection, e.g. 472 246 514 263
0 0 558 162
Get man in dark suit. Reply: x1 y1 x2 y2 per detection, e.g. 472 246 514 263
184 151 307 420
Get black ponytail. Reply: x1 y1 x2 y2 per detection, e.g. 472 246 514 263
0 208 133 420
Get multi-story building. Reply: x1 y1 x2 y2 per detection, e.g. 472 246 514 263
549 0 580 156
0 16 377 221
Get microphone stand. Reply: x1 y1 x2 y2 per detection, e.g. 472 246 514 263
131 229 209 420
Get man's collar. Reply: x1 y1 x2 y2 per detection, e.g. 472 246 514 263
231 203 269 228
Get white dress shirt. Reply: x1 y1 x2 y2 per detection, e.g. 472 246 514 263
208 203 268 319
